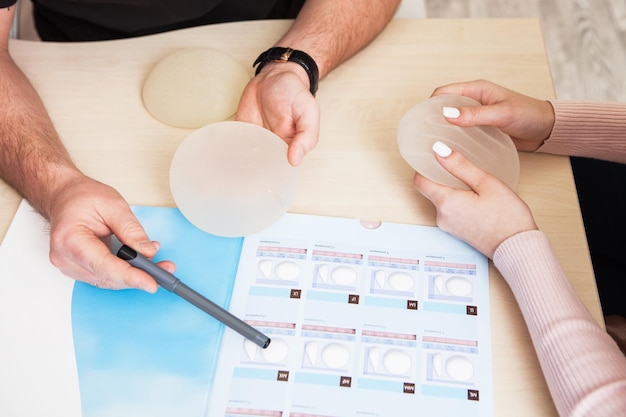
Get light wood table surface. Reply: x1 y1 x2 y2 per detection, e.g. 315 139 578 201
0 18 600 417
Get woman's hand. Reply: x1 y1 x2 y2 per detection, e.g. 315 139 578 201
432 79 555 152
413 141 538 258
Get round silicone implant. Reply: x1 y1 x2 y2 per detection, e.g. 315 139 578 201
143 47 250 128
170 121 297 237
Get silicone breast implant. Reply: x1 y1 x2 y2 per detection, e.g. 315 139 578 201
397 94 520 190
169 121 298 237
142 47 250 128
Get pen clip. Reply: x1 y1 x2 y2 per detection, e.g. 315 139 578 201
109 235 180 292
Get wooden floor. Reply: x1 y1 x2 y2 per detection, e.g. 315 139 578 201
425 0 626 102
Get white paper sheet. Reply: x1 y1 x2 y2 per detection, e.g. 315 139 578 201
205 213 493 417
0 200 81 417
0 201 492 417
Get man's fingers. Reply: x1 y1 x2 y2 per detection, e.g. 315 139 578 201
109 215 158 260
84 234 159 292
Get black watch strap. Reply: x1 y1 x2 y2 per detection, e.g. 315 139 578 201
253 47 319 96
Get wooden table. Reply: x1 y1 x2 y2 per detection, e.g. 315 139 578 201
0 19 600 417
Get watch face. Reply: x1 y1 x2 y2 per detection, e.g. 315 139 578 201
270 47 293 61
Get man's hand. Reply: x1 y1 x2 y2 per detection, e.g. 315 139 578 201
236 62 320 167
47 175 174 292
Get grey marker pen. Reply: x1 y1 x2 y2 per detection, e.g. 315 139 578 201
110 237 271 349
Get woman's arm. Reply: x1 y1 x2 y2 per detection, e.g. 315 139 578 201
495 231 626 417
538 100 626 164
432 79 626 163
414 142 626 416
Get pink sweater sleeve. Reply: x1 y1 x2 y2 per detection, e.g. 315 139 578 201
536 101 626 164
493 230 626 417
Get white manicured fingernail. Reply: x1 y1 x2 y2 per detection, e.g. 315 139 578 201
443 106 460 118
432 141 452 157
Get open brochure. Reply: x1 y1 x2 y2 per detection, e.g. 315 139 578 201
0 202 493 417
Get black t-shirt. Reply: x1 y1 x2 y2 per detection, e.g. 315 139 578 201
30 0 305 41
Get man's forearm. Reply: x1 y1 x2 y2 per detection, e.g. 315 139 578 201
0 52 80 219
276 0 400 79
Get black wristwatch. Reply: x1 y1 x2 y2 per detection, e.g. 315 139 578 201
253 47 319 96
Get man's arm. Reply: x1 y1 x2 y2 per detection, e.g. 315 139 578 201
237 0 400 165
277 0 401 80
0 5 164 292
0 5 75 217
